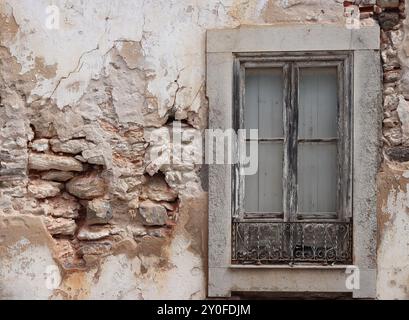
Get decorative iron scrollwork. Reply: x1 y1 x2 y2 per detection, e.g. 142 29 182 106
232 221 352 264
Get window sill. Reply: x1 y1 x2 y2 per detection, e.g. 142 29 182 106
229 264 353 270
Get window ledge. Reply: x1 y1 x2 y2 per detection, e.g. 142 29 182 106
229 264 354 270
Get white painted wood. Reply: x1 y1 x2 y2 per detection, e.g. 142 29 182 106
244 68 284 213
244 142 283 213
245 68 283 138
260 142 283 212
298 142 337 214
244 141 258 212
259 69 283 138
299 67 338 139
244 70 259 133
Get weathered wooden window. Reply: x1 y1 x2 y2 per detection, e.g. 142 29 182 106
232 53 352 265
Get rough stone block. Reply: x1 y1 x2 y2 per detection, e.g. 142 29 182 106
28 180 62 199
86 198 113 225
28 153 84 172
386 146 409 161
142 175 178 202
66 174 106 200
379 12 400 31
41 193 81 219
50 138 95 155
139 200 168 226
43 217 77 236
30 139 49 152
77 226 111 241
41 170 75 182
377 0 399 8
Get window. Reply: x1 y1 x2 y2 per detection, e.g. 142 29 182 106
232 54 352 265
207 25 380 298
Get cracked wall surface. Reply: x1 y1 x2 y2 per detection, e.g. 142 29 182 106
0 0 409 299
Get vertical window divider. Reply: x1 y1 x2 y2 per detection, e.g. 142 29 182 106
343 55 353 221
232 57 244 221
286 63 298 222
283 63 291 222
239 63 246 220
337 61 344 222
233 58 239 220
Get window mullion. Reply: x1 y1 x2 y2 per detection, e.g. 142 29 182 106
339 57 352 221
283 62 297 222
233 58 244 220
337 62 344 222
288 63 299 222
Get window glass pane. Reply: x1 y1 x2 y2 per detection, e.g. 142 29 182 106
245 142 283 213
245 68 283 138
299 67 338 139
297 142 337 214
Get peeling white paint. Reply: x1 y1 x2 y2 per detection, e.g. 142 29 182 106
378 180 409 299
0 240 59 300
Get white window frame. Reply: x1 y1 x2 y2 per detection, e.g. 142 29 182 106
207 24 381 298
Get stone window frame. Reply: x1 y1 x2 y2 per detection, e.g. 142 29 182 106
207 24 381 298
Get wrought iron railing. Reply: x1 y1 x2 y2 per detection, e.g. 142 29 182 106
232 221 352 265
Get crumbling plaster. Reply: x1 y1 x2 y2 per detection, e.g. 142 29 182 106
0 0 409 300
377 0 409 300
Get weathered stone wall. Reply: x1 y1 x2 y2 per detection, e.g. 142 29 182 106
0 0 408 299
375 0 409 300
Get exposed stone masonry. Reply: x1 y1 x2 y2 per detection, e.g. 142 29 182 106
1 37 199 272
344 1 407 159
23 111 189 269
343 0 409 299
